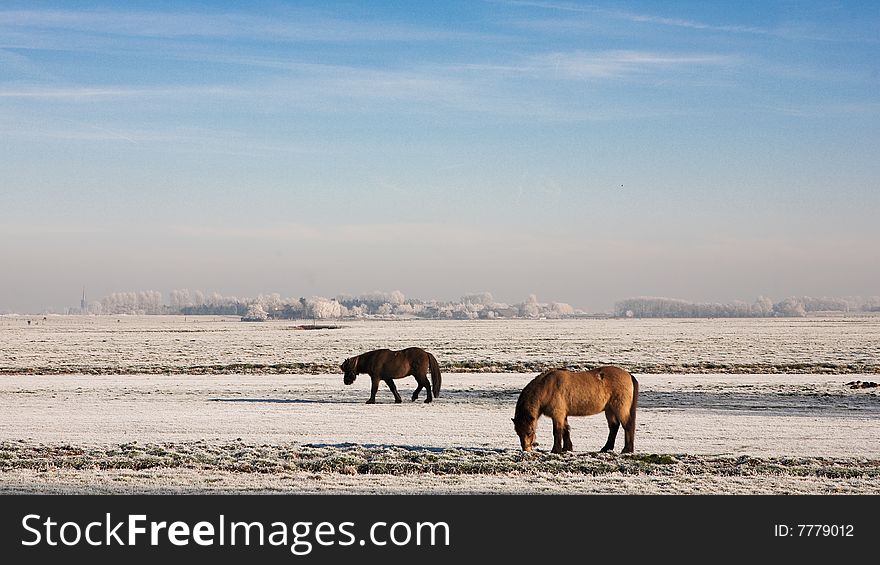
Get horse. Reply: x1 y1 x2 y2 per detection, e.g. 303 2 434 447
340 347 442 404
512 366 638 454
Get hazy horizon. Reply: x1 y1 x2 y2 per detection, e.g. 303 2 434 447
2 2 878 314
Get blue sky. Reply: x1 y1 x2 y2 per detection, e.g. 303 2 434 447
1 1 878 312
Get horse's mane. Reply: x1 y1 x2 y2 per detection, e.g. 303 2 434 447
515 369 557 419
349 349 387 373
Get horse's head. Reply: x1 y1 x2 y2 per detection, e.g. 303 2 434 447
512 414 538 451
341 357 358 385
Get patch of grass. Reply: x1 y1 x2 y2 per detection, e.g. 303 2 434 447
2 441 879 482
632 453 677 465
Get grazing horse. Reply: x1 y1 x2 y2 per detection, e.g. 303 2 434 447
341 347 442 404
512 366 638 453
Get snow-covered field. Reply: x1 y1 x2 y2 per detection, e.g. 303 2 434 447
3 314 879 374
1 315 878 494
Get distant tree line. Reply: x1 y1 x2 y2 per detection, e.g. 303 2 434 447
79 290 582 320
74 290 880 319
614 295 880 318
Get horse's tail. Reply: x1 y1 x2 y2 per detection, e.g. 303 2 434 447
428 352 442 397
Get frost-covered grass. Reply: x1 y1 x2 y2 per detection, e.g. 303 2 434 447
3 441 878 478
2 315 878 374
2 441 878 495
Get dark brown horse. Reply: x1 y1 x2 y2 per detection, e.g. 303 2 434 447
512 366 638 453
341 347 441 404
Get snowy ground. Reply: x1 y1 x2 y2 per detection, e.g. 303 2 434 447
2 315 877 494
1 372 877 494
3 315 879 375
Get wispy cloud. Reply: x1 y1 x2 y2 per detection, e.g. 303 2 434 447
0 57 473 105
0 86 175 99
495 0 878 42
0 8 492 44
494 0 766 33
0 48 55 80
759 101 880 119
0 47 726 128
607 8 768 35
2 4 870 133
0 112 333 156
529 50 737 79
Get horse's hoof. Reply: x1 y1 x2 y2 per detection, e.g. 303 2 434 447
395 399 402 404
365 399 375 404
424 398 432 404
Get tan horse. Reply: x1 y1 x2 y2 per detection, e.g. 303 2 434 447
341 347 441 404
512 366 638 453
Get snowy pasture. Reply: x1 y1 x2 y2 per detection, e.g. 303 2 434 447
0 315 878 494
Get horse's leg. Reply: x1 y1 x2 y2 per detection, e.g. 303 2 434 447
367 377 380 404
411 375 423 402
366 375 380 404
414 373 432 403
385 378 402 403
622 413 636 454
551 417 565 454
601 411 620 452
562 418 573 452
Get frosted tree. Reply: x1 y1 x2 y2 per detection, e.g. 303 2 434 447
138 290 163 314
388 290 406 306
752 296 774 316
169 289 192 309
773 297 807 317
304 297 343 319
348 304 367 318
100 292 134 314
358 291 405 309
520 294 541 318
394 303 415 316
376 303 393 316
461 292 493 305
243 302 268 321
255 293 284 314
549 302 574 318
315 299 343 319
